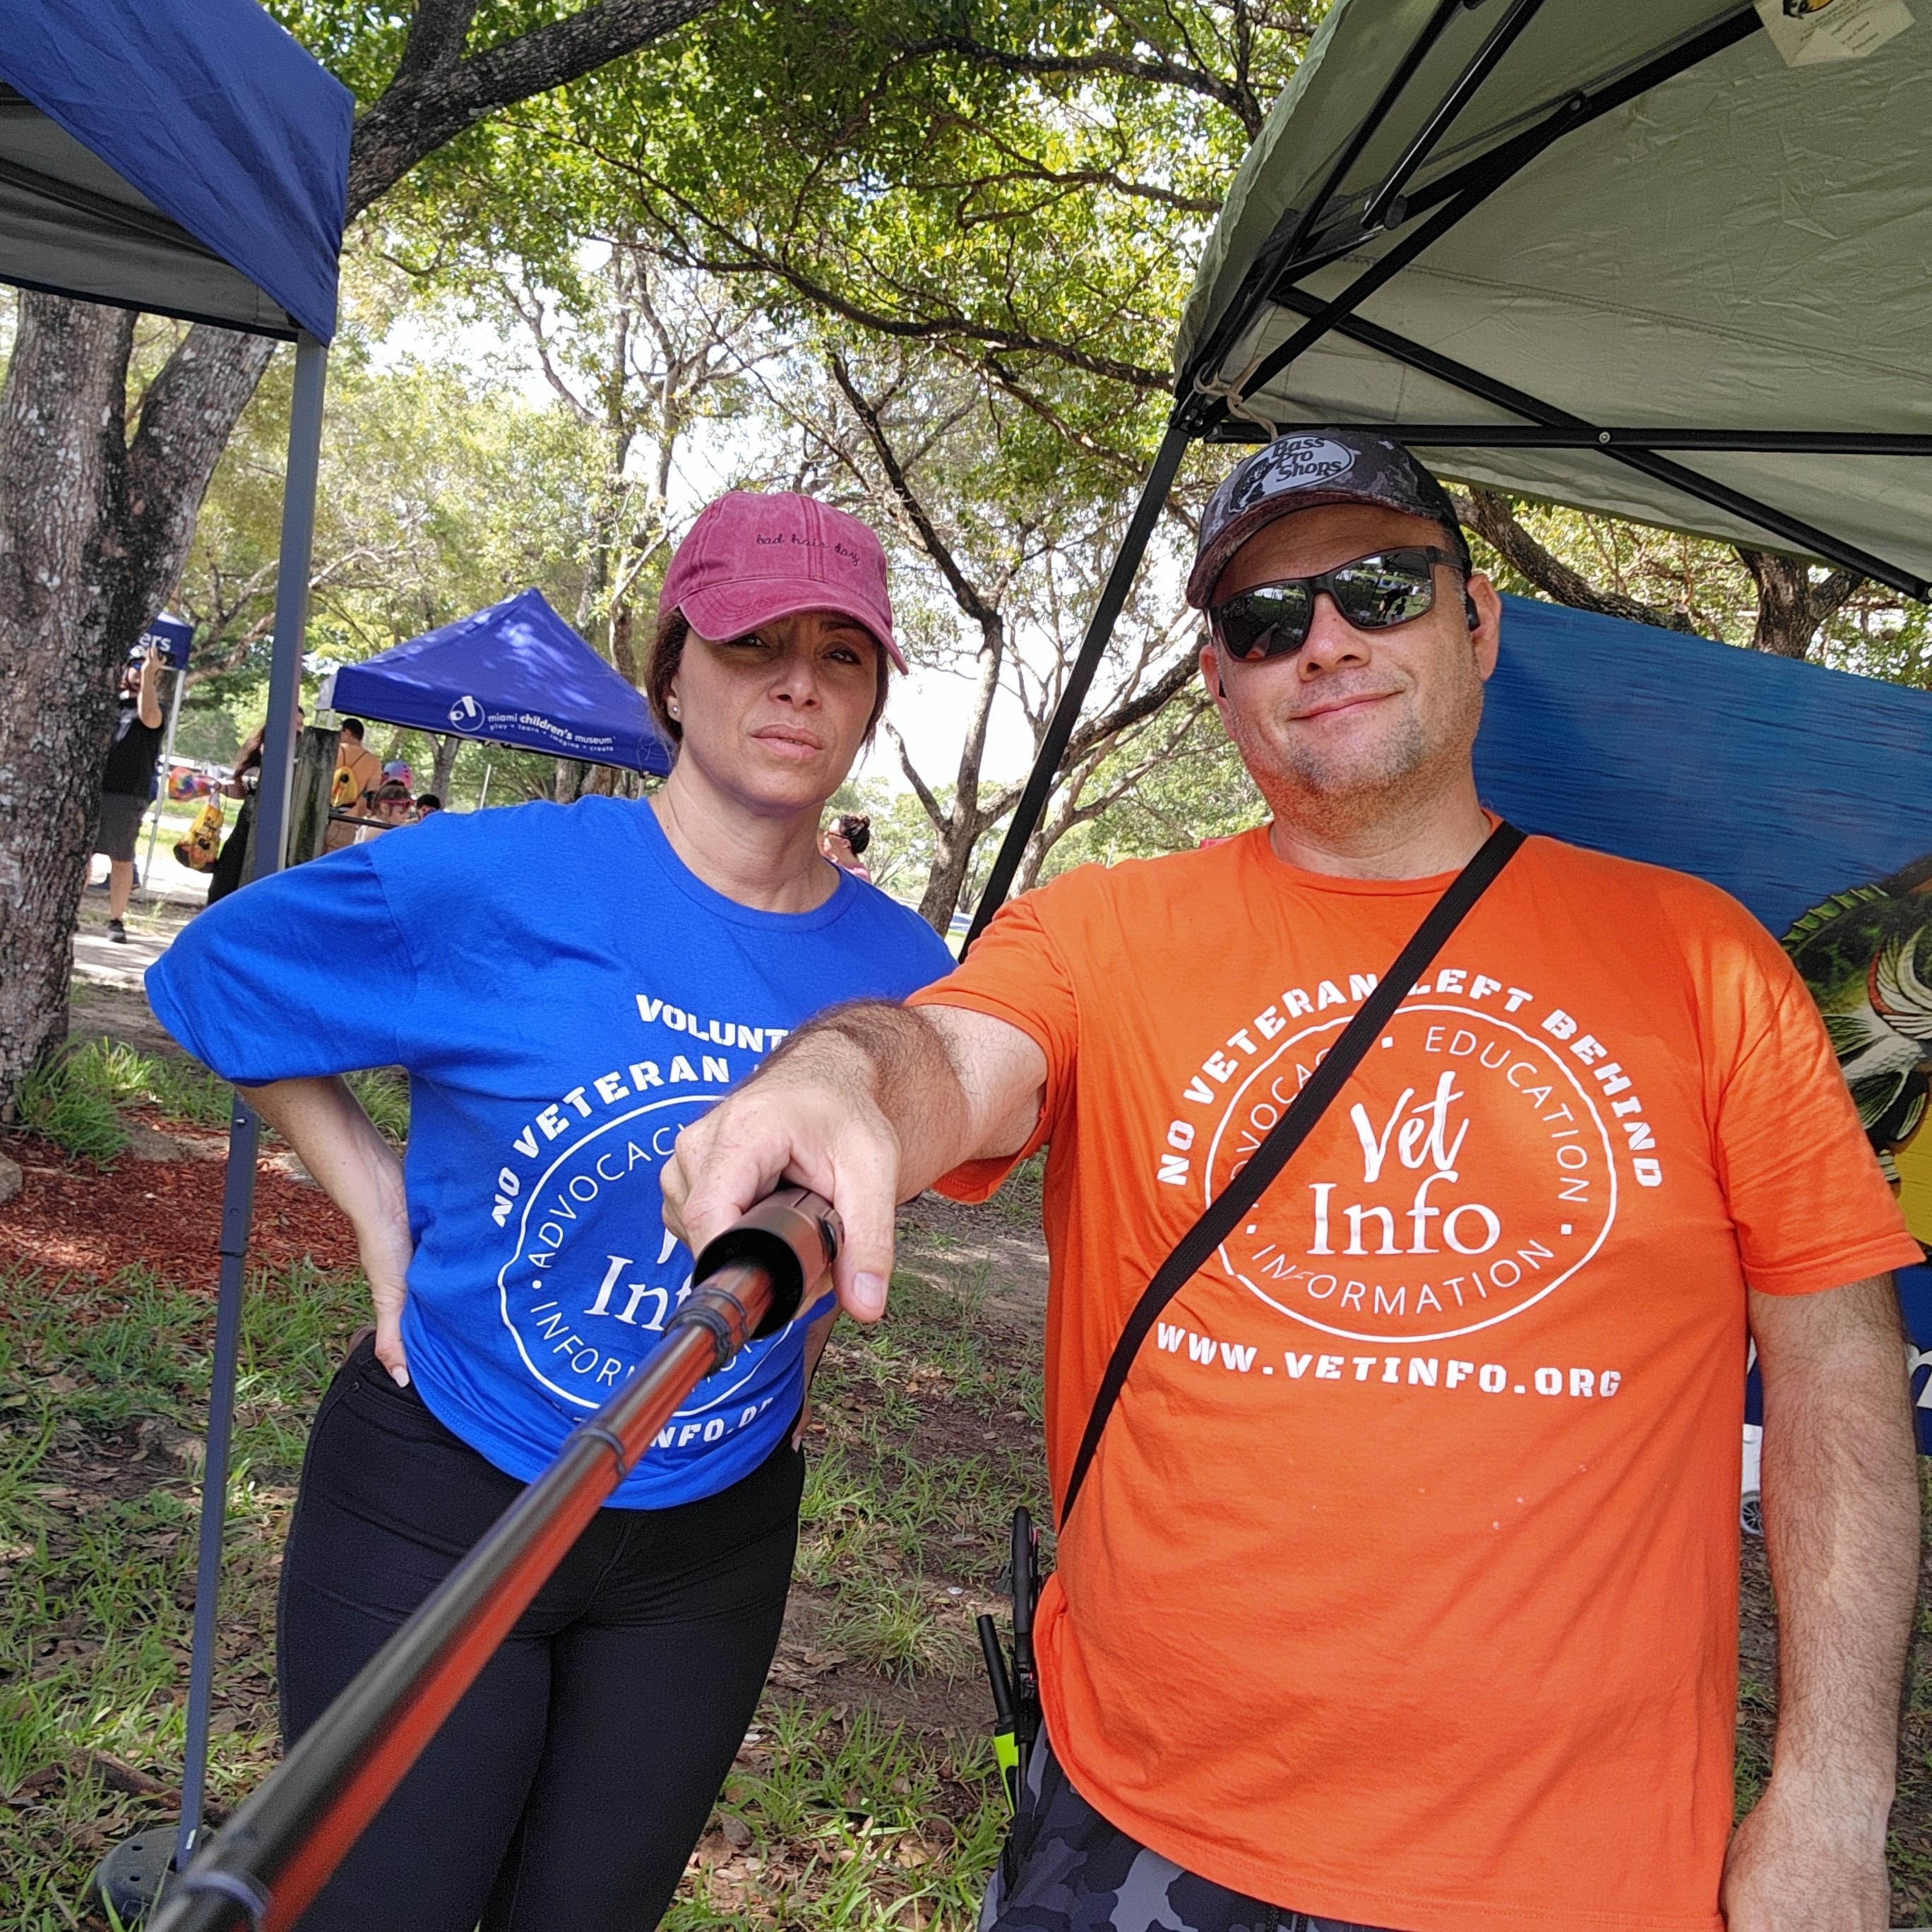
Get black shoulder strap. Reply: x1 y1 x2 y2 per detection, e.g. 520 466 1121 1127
1059 820 1527 1525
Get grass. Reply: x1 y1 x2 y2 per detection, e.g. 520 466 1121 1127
16 1049 131 1167
0 1239 1032 1929
13 1038 412 1165
8 1183 1927 1925
16 1039 232 1167
344 1069 409 1145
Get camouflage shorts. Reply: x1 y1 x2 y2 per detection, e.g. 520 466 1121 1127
979 1733 1406 1932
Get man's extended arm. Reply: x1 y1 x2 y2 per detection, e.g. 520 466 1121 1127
1723 1274 1919 1931
662 1000 1047 1321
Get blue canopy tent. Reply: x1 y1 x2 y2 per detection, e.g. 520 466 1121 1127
0 0 351 1909
320 589 674 777
1474 593 1932 939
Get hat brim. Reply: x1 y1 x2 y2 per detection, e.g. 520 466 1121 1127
679 584 906 674
1185 491 1469 610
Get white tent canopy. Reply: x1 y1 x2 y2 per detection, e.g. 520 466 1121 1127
968 0 1932 937
1174 0 1932 599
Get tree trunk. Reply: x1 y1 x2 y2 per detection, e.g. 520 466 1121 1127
0 292 273 1092
429 732 461 801
1739 552 1814 657
1735 549 1859 660
610 602 640 686
0 298 134 1098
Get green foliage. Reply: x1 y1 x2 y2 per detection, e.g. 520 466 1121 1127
182 326 605 699
16 1046 132 1168
347 1068 411 1145
23 1038 234 1152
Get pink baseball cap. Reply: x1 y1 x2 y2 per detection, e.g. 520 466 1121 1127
660 491 905 672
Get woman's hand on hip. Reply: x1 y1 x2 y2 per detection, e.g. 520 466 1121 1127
239 1074 415 1383
355 1197 416 1386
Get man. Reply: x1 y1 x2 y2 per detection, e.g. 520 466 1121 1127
90 642 166 942
666 433 1922 1932
325 717 382 852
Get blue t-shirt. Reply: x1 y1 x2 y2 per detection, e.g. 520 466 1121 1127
146 798 953 1506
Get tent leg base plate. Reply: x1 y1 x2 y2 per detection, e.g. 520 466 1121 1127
91 1826 178 1925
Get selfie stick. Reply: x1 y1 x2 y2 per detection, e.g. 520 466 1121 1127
145 1186 841 1932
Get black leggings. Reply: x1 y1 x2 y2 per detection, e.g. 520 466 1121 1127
278 1335 803 1932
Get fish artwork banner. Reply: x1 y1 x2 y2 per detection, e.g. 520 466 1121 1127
1473 595 1932 1443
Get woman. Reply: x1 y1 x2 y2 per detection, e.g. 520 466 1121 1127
146 491 953 1932
819 811 873 881
354 777 417 839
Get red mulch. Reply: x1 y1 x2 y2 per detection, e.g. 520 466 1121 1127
0 1133 357 1286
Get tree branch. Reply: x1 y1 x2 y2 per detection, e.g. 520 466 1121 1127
621 172 1171 392
391 0 481 88
887 33 1263 138
1063 643 1203 763
828 357 1000 629
882 720 946 827
348 0 724 216
1454 487 1697 633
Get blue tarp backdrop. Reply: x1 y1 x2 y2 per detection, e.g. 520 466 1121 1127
319 589 675 777
1474 592 1932 1441
1474 592 1932 939
0 0 351 339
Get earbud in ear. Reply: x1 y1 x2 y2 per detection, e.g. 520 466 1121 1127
1463 591 1479 631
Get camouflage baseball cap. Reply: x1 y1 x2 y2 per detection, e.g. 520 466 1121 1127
1186 431 1469 609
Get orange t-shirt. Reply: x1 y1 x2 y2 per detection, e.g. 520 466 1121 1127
911 828 1917 1932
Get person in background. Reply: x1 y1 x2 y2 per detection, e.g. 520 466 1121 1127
818 811 872 881
205 706 305 907
89 643 166 943
414 794 443 818
326 717 383 852
145 489 954 1932
354 780 416 840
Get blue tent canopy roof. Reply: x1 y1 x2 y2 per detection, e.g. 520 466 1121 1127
318 590 674 778
0 0 351 340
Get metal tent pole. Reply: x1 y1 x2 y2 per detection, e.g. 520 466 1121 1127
174 331 329 1876
961 410 1193 950
1268 292 1932 602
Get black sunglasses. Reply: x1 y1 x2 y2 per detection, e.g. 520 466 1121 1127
1209 547 1464 662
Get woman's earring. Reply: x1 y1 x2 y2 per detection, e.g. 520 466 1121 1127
667 700 680 720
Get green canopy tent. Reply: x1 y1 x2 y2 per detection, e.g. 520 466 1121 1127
967 0 1932 941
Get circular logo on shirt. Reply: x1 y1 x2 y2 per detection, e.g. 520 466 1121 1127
1205 1004 1618 1342
448 693 484 729
495 1098 799 1417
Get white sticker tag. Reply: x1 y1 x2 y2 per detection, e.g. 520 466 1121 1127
1755 0 1914 65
